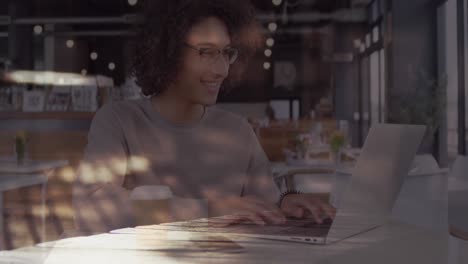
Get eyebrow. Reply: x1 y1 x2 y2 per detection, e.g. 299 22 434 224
195 42 232 48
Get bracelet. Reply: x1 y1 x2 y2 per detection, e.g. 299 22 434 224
276 190 301 208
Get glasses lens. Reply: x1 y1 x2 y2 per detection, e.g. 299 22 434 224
225 48 239 64
200 48 218 59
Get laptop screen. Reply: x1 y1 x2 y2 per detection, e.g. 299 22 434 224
326 124 426 243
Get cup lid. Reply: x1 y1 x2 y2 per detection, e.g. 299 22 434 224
130 185 172 200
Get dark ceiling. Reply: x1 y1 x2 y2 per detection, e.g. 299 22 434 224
0 0 365 37
0 0 364 38
253 0 352 13
1 0 355 17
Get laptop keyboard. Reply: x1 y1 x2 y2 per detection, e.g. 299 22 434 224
282 217 333 227
143 217 334 237
224 217 333 236
234 217 332 227
158 217 333 228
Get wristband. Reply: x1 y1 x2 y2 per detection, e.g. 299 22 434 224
276 190 301 207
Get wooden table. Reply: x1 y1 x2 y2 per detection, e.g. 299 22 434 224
0 161 452 263
0 220 448 264
0 159 68 249
0 174 48 250
448 177 468 263
448 178 468 238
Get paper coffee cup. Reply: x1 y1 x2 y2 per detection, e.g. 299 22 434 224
130 185 173 225
169 197 209 222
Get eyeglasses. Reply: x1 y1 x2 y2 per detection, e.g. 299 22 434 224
183 43 239 65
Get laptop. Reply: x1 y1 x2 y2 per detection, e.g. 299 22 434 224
135 124 426 245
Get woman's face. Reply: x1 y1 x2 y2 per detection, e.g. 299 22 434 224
170 16 232 106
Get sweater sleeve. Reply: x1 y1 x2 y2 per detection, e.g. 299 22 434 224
72 103 134 234
242 122 280 204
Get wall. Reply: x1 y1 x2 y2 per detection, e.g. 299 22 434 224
388 0 439 153
390 0 438 97
333 23 365 122
7 0 33 70
438 0 459 164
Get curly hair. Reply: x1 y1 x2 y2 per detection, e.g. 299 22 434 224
132 0 262 97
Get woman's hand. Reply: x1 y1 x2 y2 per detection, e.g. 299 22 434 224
280 193 336 223
209 195 286 227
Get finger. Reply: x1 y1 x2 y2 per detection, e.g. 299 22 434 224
245 213 266 226
293 196 335 220
308 200 336 219
247 198 286 218
233 212 272 226
257 210 286 224
293 207 305 218
282 206 304 218
242 201 286 223
210 210 269 227
319 204 337 219
260 206 286 223
308 208 323 223
208 214 243 227
298 202 323 223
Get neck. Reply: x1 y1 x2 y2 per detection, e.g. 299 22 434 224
150 91 205 126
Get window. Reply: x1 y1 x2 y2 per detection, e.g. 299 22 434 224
370 51 380 125
437 0 468 162
269 99 301 120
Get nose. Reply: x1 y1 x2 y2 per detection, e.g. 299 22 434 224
211 55 230 79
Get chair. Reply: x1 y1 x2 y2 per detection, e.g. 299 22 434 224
450 155 468 181
391 154 448 231
410 154 440 173
448 156 468 264
448 235 468 264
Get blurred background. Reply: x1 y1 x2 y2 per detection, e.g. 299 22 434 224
0 0 466 251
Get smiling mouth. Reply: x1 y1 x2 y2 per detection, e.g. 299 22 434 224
202 81 222 93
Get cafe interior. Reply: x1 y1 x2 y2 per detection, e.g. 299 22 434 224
0 0 467 263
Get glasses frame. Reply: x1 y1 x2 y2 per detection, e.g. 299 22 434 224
183 43 239 65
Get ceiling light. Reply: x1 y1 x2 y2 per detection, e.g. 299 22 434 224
90 52 98 61
66 40 75 48
268 22 278 32
266 38 275 47
128 0 138 6
272 0 282 6
33 25 43 35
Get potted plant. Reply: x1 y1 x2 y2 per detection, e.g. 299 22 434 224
388 70 447 153
294 134 311 160
15 130 28 165
329 130 345 164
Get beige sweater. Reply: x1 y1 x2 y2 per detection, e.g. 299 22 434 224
73 99 279 233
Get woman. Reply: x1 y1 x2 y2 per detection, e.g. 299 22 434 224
73 0 334 233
